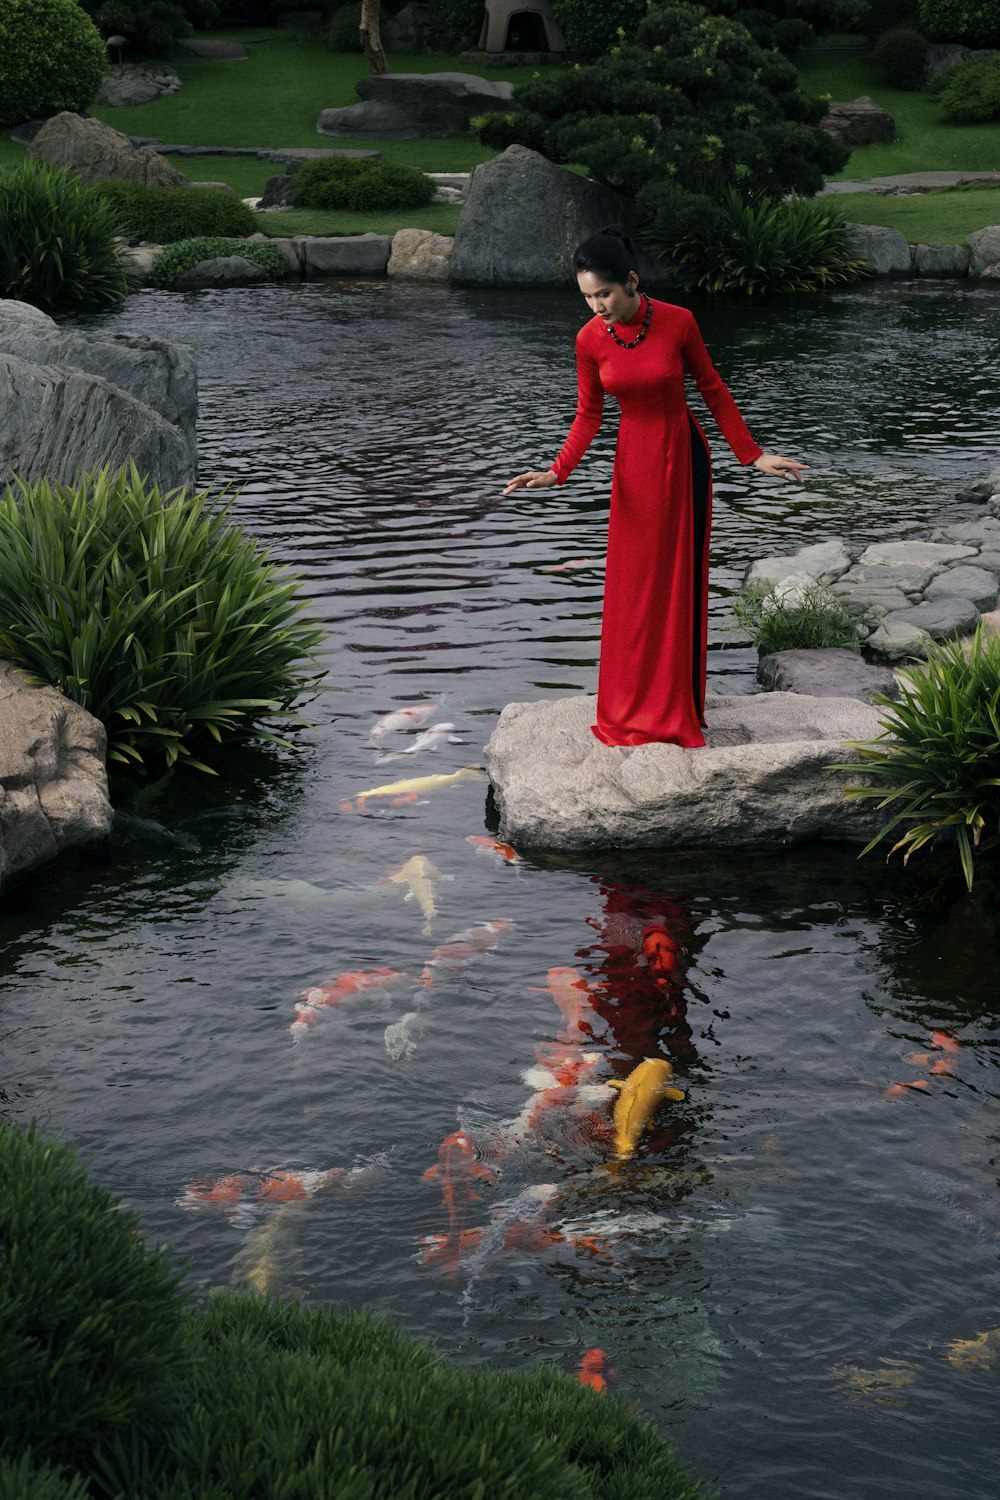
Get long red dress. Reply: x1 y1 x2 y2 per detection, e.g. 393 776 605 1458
550 298 762 749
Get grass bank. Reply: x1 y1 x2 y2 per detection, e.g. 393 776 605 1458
834 183 1000 242
254 203 462 237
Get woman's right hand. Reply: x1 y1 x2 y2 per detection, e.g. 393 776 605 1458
503 470 559 496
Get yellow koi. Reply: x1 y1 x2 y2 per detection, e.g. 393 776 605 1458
342 766 487 812
388 854 452 937
607 1058 685 1162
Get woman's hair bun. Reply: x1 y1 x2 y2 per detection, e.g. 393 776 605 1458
597 224 636 254
573 224 639 284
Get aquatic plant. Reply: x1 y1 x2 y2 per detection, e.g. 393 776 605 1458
839 625 1000 890
0 1121 717 1500
0 466 325 773
645 189 872 296
0 161 133 313
731 577 867 653
150 235 288 289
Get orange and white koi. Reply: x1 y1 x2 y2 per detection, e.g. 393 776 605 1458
292 967 407 1039
530 965 600 1040
368 703 438 746
466 834 520 865
177 1167 344 1220
420 1130 497 1278
418 918 514 985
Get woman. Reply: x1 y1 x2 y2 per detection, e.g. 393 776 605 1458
504 226 807 749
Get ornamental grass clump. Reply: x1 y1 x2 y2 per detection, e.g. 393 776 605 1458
839 626 1000 890
0 161 133 313
646 189 872 296
732 576 867 653
0 467 325 773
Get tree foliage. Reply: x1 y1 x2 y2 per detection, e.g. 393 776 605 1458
480 2 849 227
917 0 1000 46
550 0 866 57
0 0 105 127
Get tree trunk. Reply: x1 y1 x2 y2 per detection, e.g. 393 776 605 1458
360 0 387 75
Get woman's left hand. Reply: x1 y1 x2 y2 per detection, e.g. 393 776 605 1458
753 453 809 482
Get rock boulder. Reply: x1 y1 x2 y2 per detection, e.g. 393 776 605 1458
388 228 453 279
911 242 970 277
318 72 516 139
484 692 886 851
966 226 1000 279
0 661 112 892
757 648 898 702
174 255 270 289
451 145 669 287
28 112 189 188
845 223 911 275
820 96 895 146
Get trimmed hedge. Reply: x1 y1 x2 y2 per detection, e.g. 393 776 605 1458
150 235 288 289
0 1122 718 1500
874 25 929 88
292 155 436 211
932 53 1000 120
0 0 105 127
91 181 258 244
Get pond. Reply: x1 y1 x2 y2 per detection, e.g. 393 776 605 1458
4 279 1000 1498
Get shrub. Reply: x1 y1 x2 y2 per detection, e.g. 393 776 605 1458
486 3 848 227
0 467 324 772
292 155 436 211
861 0 919 35
434 0 485 39
0 1123 716 1500
326 1 362 48
0 161 132 312
931 53 1000 121
0 1122 189 1474
550 0 646 56
840 626 1000 890
731 576 868 651
78 0 219 56
874 25 930 87
0 0 105 126
90 181 258 243
150 235 287 288
917 0 1000 45
645 188 872 295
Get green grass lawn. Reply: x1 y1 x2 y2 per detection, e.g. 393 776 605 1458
87 28 524 170
834 183 1000 242
797 49 1000 178
253 203 461 237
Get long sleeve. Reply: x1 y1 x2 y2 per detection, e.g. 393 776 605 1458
549 335 604 484
681 310 762 466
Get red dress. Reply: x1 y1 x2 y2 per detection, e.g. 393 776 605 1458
550 298 762 749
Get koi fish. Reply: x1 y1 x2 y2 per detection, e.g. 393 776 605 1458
387 855 451 937
608 1057 685 1161
292 968 407 1039
509 1047 610 1143
639 925 686 980
530 965 599 1040
884 1080 932 1099
178 1167 344 1221
340 766 487 813
540 558 597 573
945 1327 1000 1372
575 1349 616 1394
420 1184 608 1288
376 723 465 763
466 834 520 864
418 918 514 985
368 703 438 746
930 1029 962 1053
420 1130 497 1277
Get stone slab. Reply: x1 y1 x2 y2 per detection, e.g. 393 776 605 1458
857 540 977 570
834 563 933 597
845 223 910 275
757 648 898 702
0 661 112 891
911 242 970 277
830 583 912 617
866 618 931 660
745 538 852 588
483 692 886 851
884 596 980 639
924 565 999 613
293 233 391 276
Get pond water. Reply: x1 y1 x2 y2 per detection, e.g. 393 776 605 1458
4 279 1000 1498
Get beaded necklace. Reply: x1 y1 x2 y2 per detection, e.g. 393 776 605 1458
606 294 653 349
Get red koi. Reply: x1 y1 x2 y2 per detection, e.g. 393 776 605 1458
466 835 520 864
529 966 598 1040
575 1348 617 1394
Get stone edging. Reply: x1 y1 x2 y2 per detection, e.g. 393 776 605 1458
846 222 1000 279
121 227 455 285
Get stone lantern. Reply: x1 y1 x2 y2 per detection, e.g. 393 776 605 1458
478 0 566 54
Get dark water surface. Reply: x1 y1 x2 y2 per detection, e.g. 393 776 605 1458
4 281 1000 1498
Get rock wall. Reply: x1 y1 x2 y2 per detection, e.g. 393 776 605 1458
0 662 112 892
0 301 197 489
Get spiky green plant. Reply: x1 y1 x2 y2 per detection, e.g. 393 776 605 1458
644 188 872 296
0 161 133 313
731 578 868 653
837 625 1000 889
0 467 325 773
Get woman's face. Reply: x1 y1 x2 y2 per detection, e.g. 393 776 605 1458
577 269 638 325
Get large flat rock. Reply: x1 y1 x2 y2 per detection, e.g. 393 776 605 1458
484 693 887 851
0 661 112 891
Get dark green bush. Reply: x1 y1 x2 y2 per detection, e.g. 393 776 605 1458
918 0 1000 44
0 161 132 312
0 1124 716 1500
150 235 287 288
292 154 436 211
0 466 323 771
0 1122 190 1474
79 0 219 56
645 189 871 294
0 0 105 126
90 181 257 243
931 53 1000 120
0 1457 91 1500
874 25 930 87
550 0 646 55
861 0 919 35
434 0 485 39
325 1 362 48
489 3 848 230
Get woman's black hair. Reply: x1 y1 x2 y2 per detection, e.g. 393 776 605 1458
572 224 638 284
